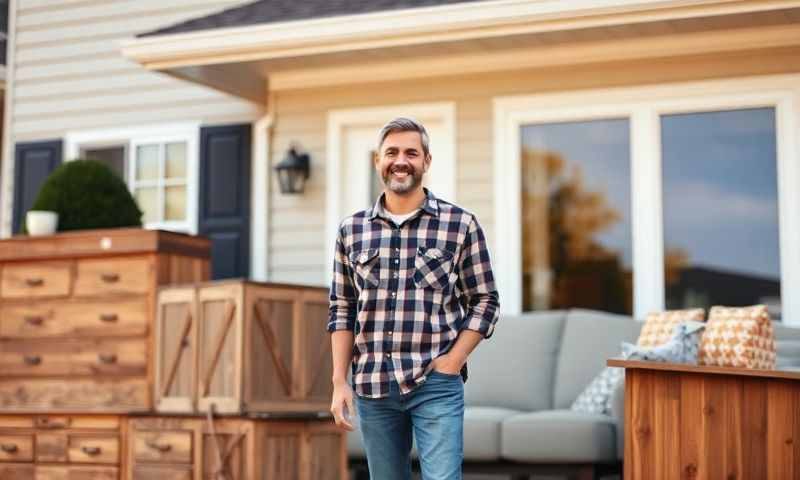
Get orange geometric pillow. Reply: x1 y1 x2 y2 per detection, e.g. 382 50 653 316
637 308 706 347
698 305 776 370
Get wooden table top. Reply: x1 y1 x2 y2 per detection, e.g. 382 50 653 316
607 358 800 381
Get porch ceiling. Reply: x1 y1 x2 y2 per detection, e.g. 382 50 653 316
120 2 800 101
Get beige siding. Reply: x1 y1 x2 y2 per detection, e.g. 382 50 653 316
2 0 261 235
268 46 800 285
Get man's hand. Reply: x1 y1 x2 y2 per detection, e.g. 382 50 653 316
330 380 355 432
431 351 466 376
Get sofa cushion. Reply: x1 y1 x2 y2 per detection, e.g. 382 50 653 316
465 311 566 411
464 407 521 461
501 410 617 462
553 309 641 409
570 366 624 415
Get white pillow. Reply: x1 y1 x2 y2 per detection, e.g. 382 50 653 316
570 366 624 415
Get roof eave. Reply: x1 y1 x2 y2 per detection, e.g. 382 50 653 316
121 0 797 70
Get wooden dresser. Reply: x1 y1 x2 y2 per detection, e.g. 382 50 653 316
0 228 210 412
0 413 125 479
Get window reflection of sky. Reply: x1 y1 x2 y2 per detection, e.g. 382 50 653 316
521 118 632 269
661 108 779 280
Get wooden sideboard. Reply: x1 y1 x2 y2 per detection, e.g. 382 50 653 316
127 414 346 480
0 228 210 412
155 280 331 415
608 359 800 480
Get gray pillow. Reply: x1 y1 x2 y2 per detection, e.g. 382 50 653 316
570 366 624 415
621 321 705 364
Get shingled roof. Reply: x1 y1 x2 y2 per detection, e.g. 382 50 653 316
140 0 485 37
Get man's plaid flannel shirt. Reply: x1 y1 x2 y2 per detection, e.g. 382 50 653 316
327 188 500 398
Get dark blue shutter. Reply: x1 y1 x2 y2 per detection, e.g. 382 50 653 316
199 124 251 279
13 140 63 234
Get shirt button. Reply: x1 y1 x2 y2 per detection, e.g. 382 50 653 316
394 259 400 265
388 331 393 335
386 353 392 358
393 273 399 278
395 248 400 253
391 292 396 297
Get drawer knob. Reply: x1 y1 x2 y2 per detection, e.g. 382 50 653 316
24 315 44 326
100 273 120 283
25 278 44 287
23 355 41 366
146 441 172 453
99 313 118 323
81 446 102 456
36 418 70 429
98 353 117 364
0 443 18 454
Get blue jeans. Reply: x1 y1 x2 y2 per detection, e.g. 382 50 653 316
355 370 464 480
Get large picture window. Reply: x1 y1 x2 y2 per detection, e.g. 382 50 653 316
65 124 199 233
661 108 781 319
494 76 800 324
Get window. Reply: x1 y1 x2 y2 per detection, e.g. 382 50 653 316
661 108 781 319
520 119 632 314
65 124 199 233
494 76 800 324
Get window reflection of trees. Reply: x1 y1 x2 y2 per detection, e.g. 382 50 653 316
522 148 631 314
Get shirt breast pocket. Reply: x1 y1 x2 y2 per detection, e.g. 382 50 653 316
413 246 456 290
349 248 381 289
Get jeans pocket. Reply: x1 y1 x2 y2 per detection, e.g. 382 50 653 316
430 369 461 380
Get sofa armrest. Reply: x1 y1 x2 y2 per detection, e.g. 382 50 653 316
609 377 626 461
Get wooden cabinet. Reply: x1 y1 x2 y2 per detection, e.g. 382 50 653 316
155 280 331 415
0 228 210 412
0 414 124 480
126 415 346 480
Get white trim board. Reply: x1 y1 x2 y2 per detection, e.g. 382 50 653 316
64 122 201 235
325 102 456 284
493 73 800 324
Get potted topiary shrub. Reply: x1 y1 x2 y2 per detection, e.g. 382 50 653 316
24 159 143 233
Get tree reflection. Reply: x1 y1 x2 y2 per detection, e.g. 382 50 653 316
522 148 630 314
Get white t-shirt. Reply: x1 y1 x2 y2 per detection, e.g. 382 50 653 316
386 209 419 227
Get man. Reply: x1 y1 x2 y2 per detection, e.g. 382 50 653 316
327 117 500 480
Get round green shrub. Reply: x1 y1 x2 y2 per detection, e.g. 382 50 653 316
28 159 143 232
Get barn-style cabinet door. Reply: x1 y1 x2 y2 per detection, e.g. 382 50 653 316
298 288 334 409
155 286 198 413
196 282 244 414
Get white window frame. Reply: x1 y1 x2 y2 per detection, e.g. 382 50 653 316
494 74 800 325
64 123 200 234
325 102 457 284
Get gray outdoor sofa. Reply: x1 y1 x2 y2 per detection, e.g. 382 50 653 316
347 308 800 480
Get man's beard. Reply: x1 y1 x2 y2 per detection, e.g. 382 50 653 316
383 164 423 195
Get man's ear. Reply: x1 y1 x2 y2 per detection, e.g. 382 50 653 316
424 154 432 172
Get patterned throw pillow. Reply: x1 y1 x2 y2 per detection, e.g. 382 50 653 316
698 305 776 370
622 321 706 365
570 366 624 415
637 308 705 347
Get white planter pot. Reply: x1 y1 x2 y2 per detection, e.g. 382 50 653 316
26 210 58 236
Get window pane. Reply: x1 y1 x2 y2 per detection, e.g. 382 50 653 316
165 142 187 179
82 146 126 180
135 187 159 224
165 185 186 221
662 108 781 319
136 144 159 181
521 118 632 314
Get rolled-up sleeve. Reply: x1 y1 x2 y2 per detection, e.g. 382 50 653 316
327 230 357 333
457 217 500 339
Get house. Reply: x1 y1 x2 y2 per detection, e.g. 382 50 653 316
1 0 799 327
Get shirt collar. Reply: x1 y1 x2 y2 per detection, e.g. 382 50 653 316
369 188 439 221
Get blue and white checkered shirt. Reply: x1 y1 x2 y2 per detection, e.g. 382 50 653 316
328 188 500 398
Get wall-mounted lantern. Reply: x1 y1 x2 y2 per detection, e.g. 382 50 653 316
274 146 310 194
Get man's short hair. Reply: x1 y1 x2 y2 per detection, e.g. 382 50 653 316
377 117 431 158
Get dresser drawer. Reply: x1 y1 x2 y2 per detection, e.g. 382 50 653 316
67 435 119 464
0 299 148 339
36 465 118 479
0 435 33 463
0 339 147 377
0 261 72 299
133 430 192 464
133 465 192 480
0 463 34 479
35 433 67 463
74 257 151 296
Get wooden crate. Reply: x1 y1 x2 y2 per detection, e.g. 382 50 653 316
0 228 210 412
155 280 332 414
0 413 126 479
126 415 346 480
